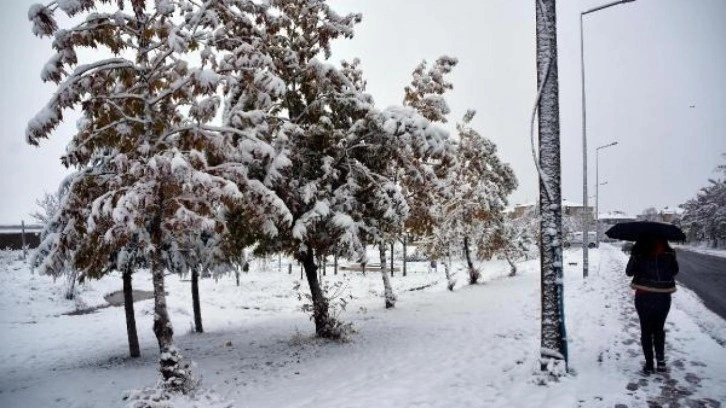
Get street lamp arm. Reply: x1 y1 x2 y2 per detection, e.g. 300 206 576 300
596 141 619 151
583 0 636 16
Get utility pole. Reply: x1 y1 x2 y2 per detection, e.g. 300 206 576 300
535 0 567 373
580 0 635 277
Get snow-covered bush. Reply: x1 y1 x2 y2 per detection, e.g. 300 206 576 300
294 279 355 341
123 383 232 408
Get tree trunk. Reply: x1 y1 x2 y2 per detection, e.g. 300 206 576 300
443 252 455 291
506 253 518 277
334 250 338 275
390 242 394 277
301 249 336 338
123 268 140 358
402 236 408 277
379 244 396 308
463 236 480 284
65 269 78 300
21 220 27 261
137 8 191 388
536 0 568 374
191 266 203 333
150 194 190 390
322 256 325 285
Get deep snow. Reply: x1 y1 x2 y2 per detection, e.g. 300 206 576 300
1 245 725 407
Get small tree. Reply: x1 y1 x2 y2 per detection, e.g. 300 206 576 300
680 154 726 248
30 187 80 299
455 111 517 284
222 1 453 335
640 207 661 222
398 57 459 286
26 0 259 391
30 190 62 225
419 109 517 285
495 218 533 276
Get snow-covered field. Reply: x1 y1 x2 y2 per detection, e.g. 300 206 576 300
1 245 725 407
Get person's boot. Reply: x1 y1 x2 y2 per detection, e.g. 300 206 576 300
642 362 654 376
656 360 667 373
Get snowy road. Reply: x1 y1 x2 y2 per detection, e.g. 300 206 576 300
676 249 726 321
1 247 725 407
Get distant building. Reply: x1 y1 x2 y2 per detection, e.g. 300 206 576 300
562 199 594 221
0 224 43 250
660 207 682 223
636 207 683 224
510 203 535 219
509 199 594 221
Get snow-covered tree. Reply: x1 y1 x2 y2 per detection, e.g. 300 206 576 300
30 190 63 226
400 57 458 243
25 0 274 391
367 56 459 302
455 111 517 284
680 154 726 248
221 1 453 334
494 218 533 276
417 109 517 286
639 207 660 222
30 185 81 299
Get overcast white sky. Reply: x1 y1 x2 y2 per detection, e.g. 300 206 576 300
1 0 725 224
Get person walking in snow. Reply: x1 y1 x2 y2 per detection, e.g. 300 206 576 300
626 236 679 375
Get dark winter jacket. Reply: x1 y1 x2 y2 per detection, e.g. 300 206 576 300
625 251 679 293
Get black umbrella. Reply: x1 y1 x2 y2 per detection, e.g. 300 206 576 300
605 221 686 242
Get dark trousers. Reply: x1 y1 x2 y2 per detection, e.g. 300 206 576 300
635 292 671 366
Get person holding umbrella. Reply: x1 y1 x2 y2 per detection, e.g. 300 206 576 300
606 221 685 375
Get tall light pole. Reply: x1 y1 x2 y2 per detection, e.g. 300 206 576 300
580 0 635 278
595 142 618 246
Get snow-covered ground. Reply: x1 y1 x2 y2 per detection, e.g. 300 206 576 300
1 245 725 407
